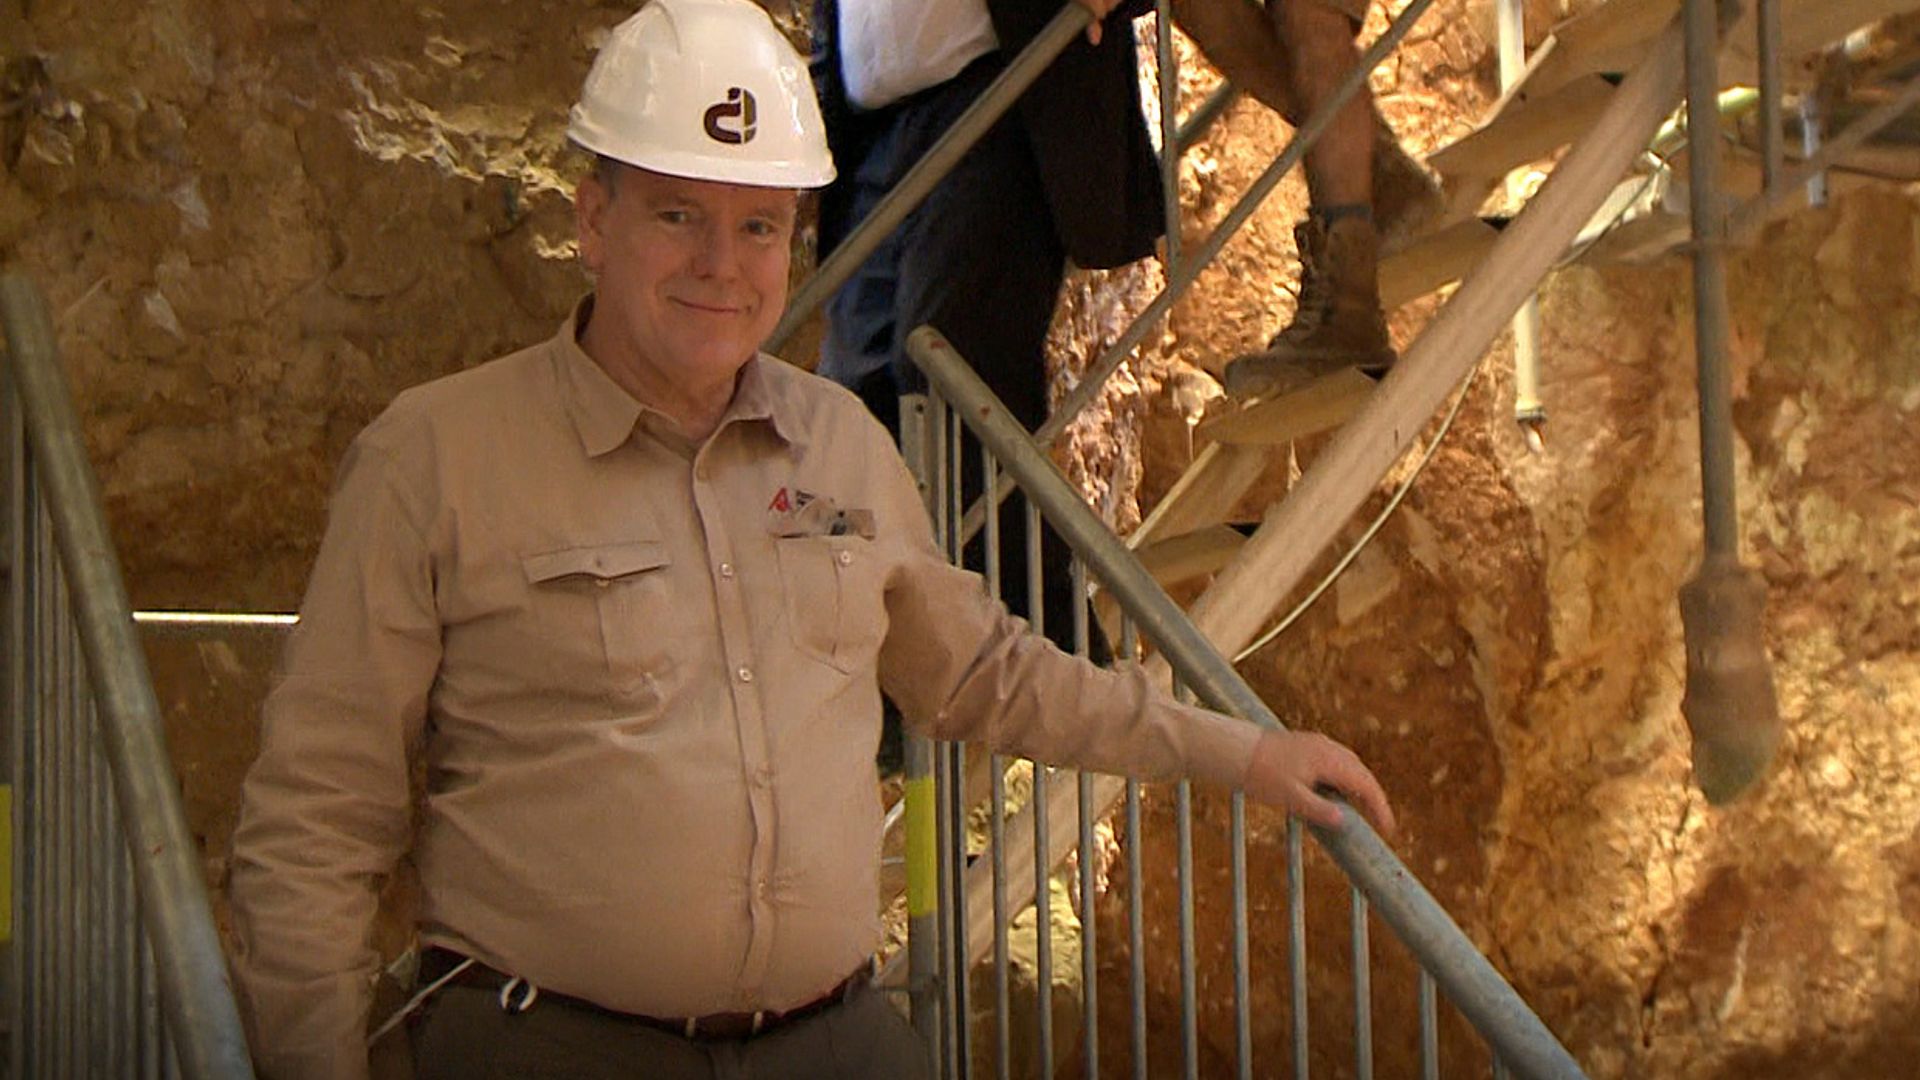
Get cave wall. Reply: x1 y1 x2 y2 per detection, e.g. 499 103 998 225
6 0 1920 1078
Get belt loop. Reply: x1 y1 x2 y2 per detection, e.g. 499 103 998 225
498 976 541 1014
684 1017 699 1040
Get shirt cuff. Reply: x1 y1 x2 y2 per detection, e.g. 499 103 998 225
1176 704 1264 789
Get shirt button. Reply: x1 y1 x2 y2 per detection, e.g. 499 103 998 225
754 765 773 787
719 562 735 579
836 550 853 567
755 879 770 898
737 666 754 683
593 578 610 589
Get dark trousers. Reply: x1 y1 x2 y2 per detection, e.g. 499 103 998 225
409 981 927 1080
818 57 1100 667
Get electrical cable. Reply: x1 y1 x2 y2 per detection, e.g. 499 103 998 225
1232 353 1485 665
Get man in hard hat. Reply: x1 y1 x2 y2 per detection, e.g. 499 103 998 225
227 2 1394 1078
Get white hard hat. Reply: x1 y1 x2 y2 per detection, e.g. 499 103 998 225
569 0 836 189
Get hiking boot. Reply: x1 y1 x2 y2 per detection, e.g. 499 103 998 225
1223 215 1394 400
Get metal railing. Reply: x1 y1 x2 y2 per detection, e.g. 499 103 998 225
2 274 255 1079
782 0 1587 1075
903 327 1586 1079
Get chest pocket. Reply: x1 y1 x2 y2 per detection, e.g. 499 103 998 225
774 535 884 676
521 540 676 702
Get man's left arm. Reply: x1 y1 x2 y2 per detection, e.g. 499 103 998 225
868 448 1393 833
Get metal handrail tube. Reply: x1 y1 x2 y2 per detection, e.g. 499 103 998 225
1685 0 1738 556
957 0 1437 547
1176 83 1238 153
764 2 1092 354
907 323 1587 1080
1756 0 1783 191
0 274 256 1079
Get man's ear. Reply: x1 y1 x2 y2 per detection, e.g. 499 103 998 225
576 172 611 275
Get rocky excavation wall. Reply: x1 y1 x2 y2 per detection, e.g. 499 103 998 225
5 0 1918 1076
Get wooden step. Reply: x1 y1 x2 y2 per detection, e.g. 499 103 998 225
1429 75 1619 186
1092 523 1248 641
1197 367 1378 447
1128 441 1274 548
1380 217 1503 309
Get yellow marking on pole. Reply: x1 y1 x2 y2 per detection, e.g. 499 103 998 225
904 776 938 919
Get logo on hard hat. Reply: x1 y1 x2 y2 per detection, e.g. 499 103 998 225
703 87 758 146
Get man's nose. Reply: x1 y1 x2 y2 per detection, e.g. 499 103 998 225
689 223 741 279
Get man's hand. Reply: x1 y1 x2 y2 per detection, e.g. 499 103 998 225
1243 730 1396 837
1073 0 1122 45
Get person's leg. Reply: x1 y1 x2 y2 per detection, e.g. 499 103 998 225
887 68 1088 657
1223 0 1396 398
1282 0 1373 210
1171 0 1439 243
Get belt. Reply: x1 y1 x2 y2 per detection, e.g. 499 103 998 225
417 946 870 1042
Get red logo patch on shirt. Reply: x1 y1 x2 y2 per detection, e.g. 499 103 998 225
768 487 817 515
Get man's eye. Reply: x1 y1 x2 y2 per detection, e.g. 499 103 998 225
744 219 784 239
657 209 692 225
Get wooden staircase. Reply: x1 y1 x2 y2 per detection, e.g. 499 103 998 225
878 0 1920 981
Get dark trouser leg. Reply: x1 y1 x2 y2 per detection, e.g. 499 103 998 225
819 61 1101 663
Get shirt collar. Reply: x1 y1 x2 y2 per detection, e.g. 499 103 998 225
552 295 801 458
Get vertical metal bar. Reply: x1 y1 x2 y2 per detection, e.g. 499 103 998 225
32 500 50 1079
1073 558 1099 1080
1175 754 1197 1080
1353 885 1374 1080
950 402 966 565
948 742 971 1080
1498 0 1546 445
87 657 107 1080
945 404 972 1080
1756 0 1783 192
898 394 945 1079
1289 818 1310 1080
991 748 1011 1080
1027 501 1054 1079
929 394 950 554
1495 0 1525 85
1800 88 1828 208
1156 0 1182 268
1684 0 1739 558
54 560 74 1080
1232 791 1251 1080
1420 969 1440 1080
934 737 957 1080
112 768 135 1080
8 391 32 1080
926 395 960 1080
1112 618 1146 1080
141 931 161 1080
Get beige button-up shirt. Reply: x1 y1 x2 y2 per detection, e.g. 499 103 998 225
228 302 1259 1079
